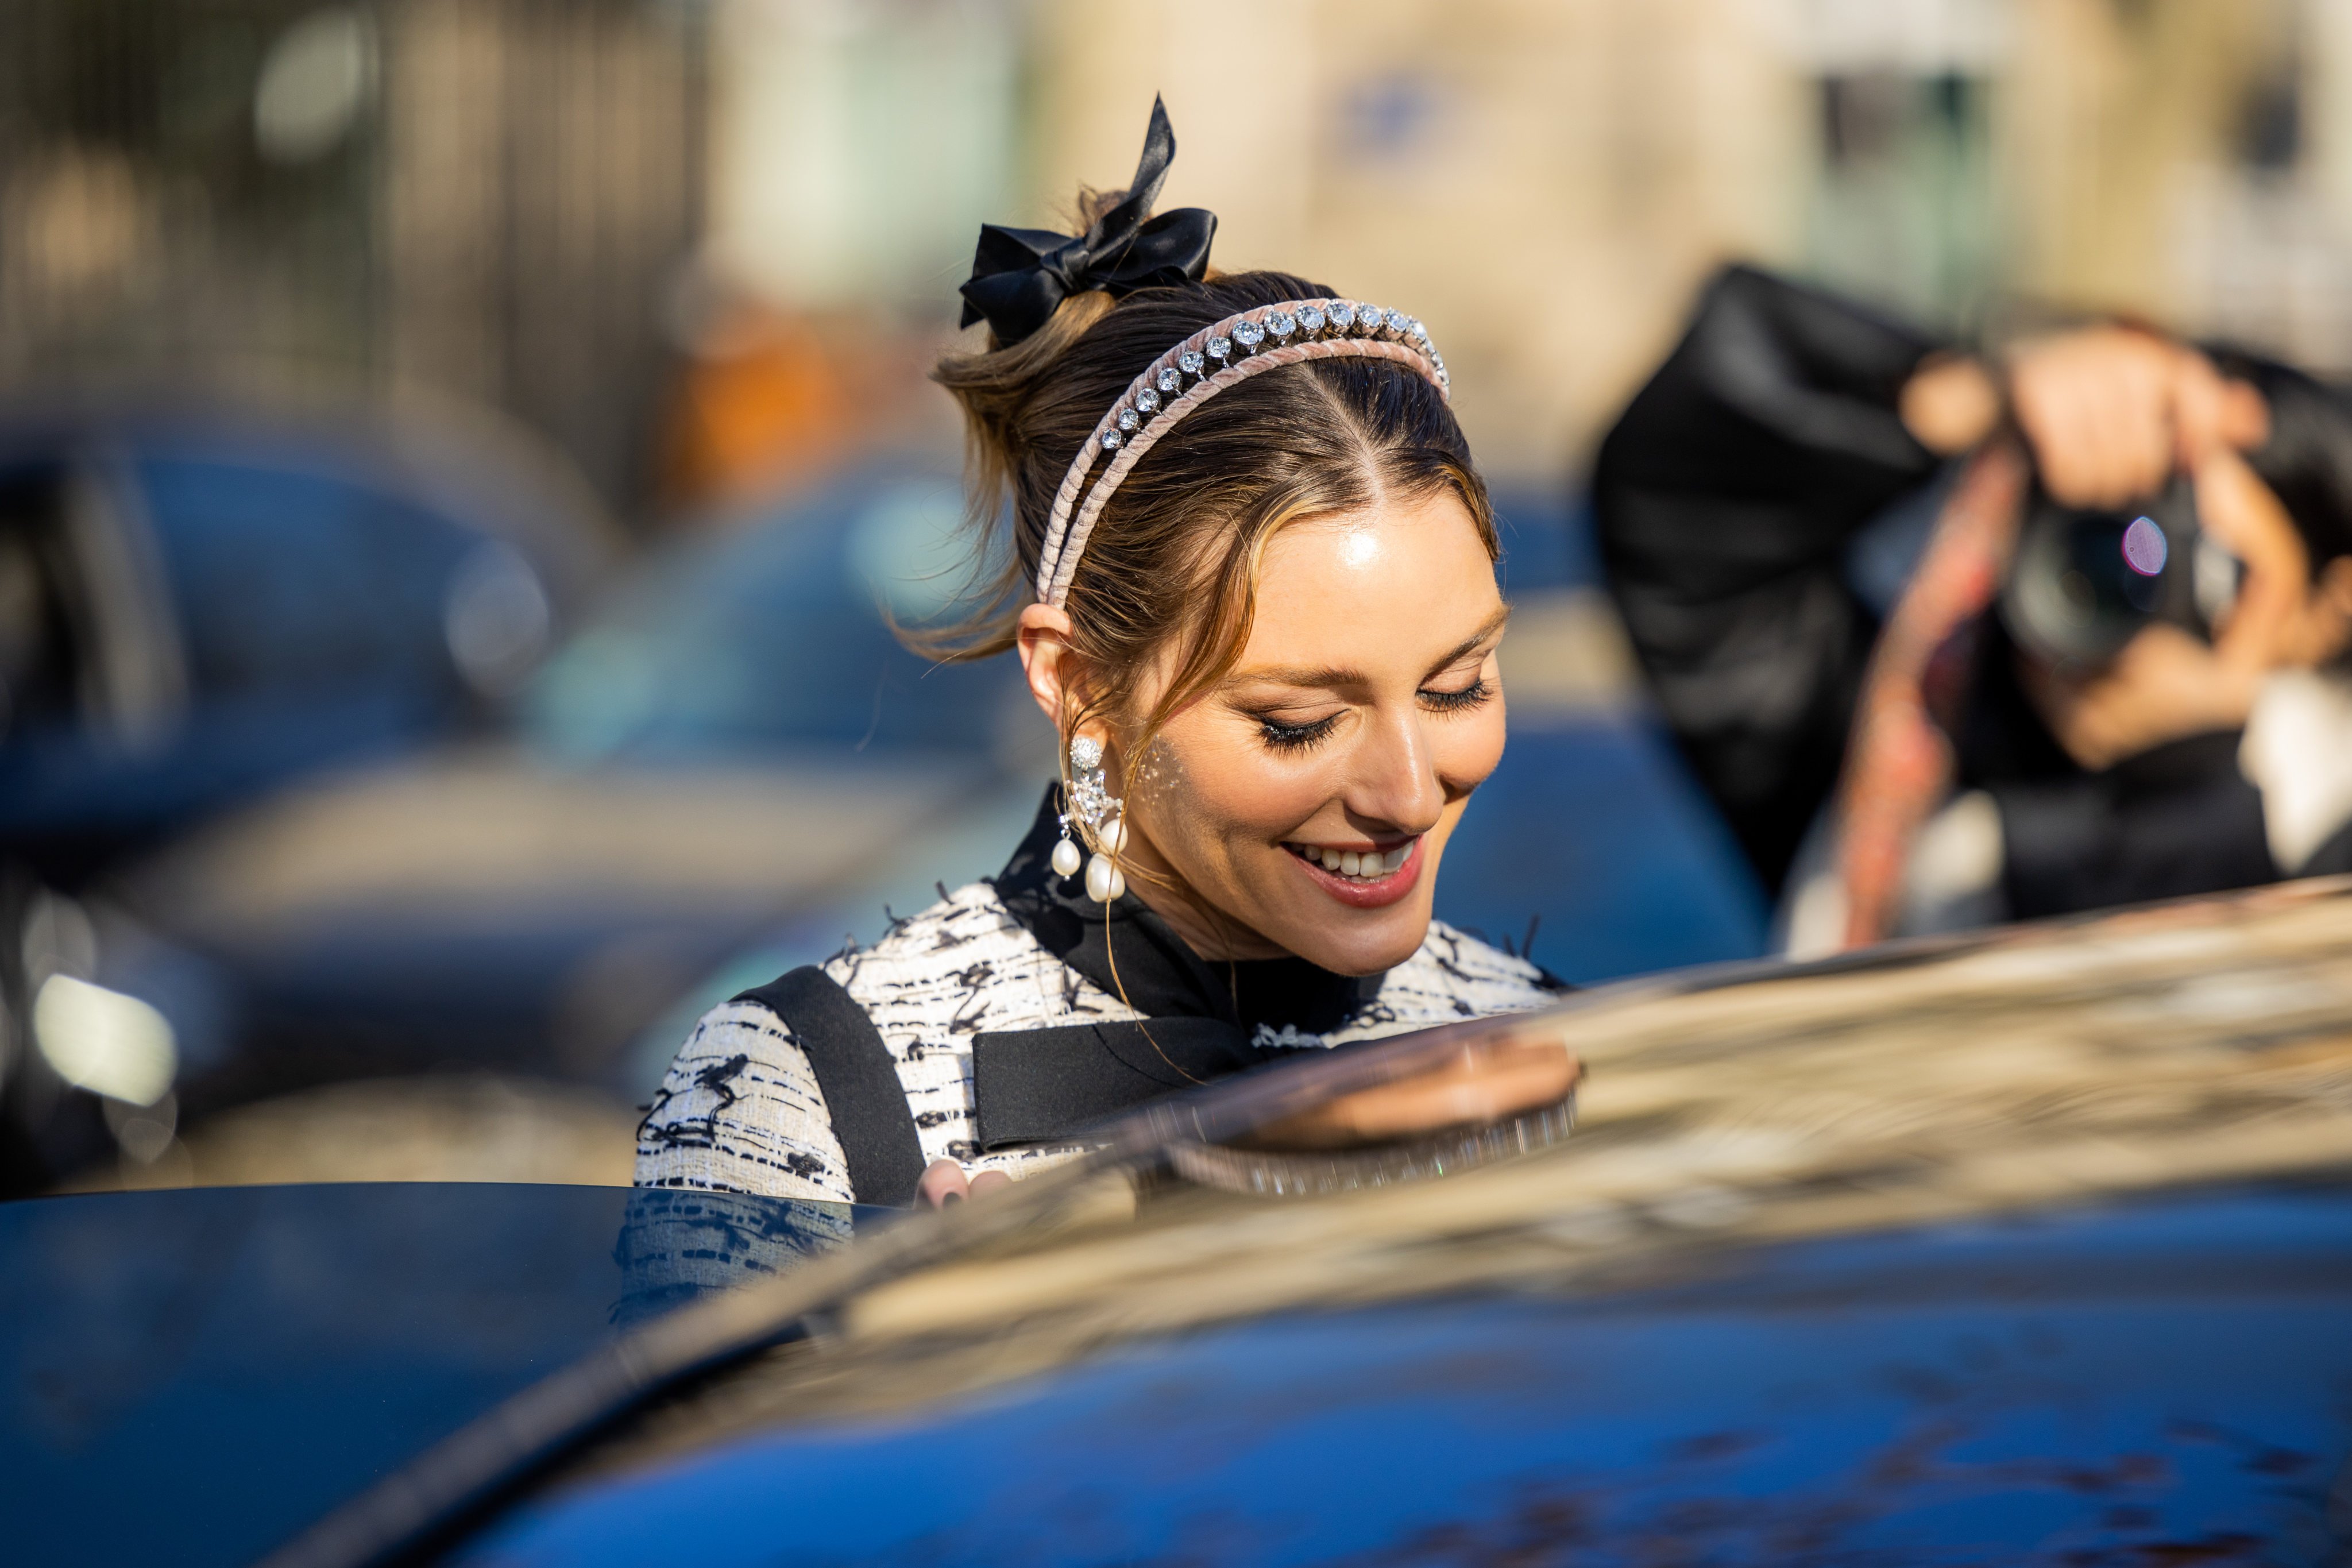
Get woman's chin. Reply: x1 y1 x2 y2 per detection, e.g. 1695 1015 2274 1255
1288 913 1431 977
1259 888 1434 976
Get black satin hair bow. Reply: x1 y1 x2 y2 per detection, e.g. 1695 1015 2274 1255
958 95 1218 346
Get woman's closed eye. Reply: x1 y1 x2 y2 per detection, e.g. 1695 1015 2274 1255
1254 674 1492 751
1418 675 1493 713
1257 711 1342 752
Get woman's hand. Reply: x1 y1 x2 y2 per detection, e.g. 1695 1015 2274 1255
1243 1034 1581 1152
917 1158 1013 1209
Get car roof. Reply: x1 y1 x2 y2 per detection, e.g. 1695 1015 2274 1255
458 1180 2352 1567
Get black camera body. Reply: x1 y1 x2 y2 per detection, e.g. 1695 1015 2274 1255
1999 477 2239 668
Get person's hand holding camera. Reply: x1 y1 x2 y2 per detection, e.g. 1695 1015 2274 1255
2004 326 2214 506
1902 325 2271 488
2022 439 2326 770
1901 324 2318 771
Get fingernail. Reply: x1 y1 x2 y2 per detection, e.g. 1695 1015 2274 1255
941 1191 963 1206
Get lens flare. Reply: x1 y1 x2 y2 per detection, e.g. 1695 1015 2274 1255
2121 515 2168 577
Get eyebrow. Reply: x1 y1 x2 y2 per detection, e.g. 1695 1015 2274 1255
1226 604 1512 692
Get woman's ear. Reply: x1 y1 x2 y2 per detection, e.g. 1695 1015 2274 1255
1016 601 1080 732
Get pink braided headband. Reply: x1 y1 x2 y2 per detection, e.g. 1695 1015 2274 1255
1035 298 1450 608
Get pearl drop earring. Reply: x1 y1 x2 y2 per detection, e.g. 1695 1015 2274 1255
1059 733 1126 903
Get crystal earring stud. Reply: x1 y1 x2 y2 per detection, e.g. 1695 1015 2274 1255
1060 733 1126 902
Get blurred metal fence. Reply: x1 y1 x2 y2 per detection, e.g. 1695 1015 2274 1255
0 0 705 516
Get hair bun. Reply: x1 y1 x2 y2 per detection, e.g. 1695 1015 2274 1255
957 96 1217 349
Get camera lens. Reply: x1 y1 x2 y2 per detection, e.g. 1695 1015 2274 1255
2000 480 2200 667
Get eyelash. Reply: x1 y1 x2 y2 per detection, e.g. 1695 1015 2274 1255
1259 714 1340 753
1420 677 1492 713
1254 678 1493 752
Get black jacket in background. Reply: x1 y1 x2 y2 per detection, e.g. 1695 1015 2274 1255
1593 265 2352 916
1593 267 1943 895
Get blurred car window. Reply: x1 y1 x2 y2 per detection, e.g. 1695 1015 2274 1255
136 451 479 704
527 466 1023 763
0 460 90 742
0 418 596 879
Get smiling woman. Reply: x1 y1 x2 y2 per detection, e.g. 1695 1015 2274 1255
635 102 1574 1210
1041 490 1511 979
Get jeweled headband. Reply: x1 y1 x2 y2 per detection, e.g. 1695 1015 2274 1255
1035 301 1449 607
956 98 1451 611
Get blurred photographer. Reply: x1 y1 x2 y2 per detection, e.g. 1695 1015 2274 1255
1594 267 2352 953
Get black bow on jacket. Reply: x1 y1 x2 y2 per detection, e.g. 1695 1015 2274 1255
958 95 1218 346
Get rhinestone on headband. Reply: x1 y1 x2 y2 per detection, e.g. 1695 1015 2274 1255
1033 297 1451 609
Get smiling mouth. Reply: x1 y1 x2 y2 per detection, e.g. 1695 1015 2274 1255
1284 840 1412 883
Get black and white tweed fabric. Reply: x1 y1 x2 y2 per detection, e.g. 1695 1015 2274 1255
634 880 1560 1203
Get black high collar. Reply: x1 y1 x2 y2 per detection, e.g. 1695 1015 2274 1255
991 786 1382 1038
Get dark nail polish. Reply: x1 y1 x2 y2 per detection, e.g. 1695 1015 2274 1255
941 1191 963 1206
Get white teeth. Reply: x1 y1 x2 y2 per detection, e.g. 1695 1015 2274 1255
1287 841 1412 881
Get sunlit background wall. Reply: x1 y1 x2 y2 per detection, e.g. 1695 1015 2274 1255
5 0 2349 506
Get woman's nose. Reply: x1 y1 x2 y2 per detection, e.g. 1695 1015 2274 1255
1348 708 1445 836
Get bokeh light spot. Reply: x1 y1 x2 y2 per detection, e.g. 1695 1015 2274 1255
2122 515 2168 577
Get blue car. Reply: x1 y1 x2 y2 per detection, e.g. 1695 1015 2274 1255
0 398 616 1189
8 880 2350 1565
72 463 1041 1152
0 399 615 880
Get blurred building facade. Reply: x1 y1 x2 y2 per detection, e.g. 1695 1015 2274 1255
1025 0 2352 482
0 0 702 514
6 0 2352 507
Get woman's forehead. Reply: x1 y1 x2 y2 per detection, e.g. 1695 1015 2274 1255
1261 488 1487 573
1238 492 1503 677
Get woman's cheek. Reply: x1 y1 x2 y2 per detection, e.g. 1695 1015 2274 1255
1208 736 1337 840
1440 694 1508 793
1137 725 1307 854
